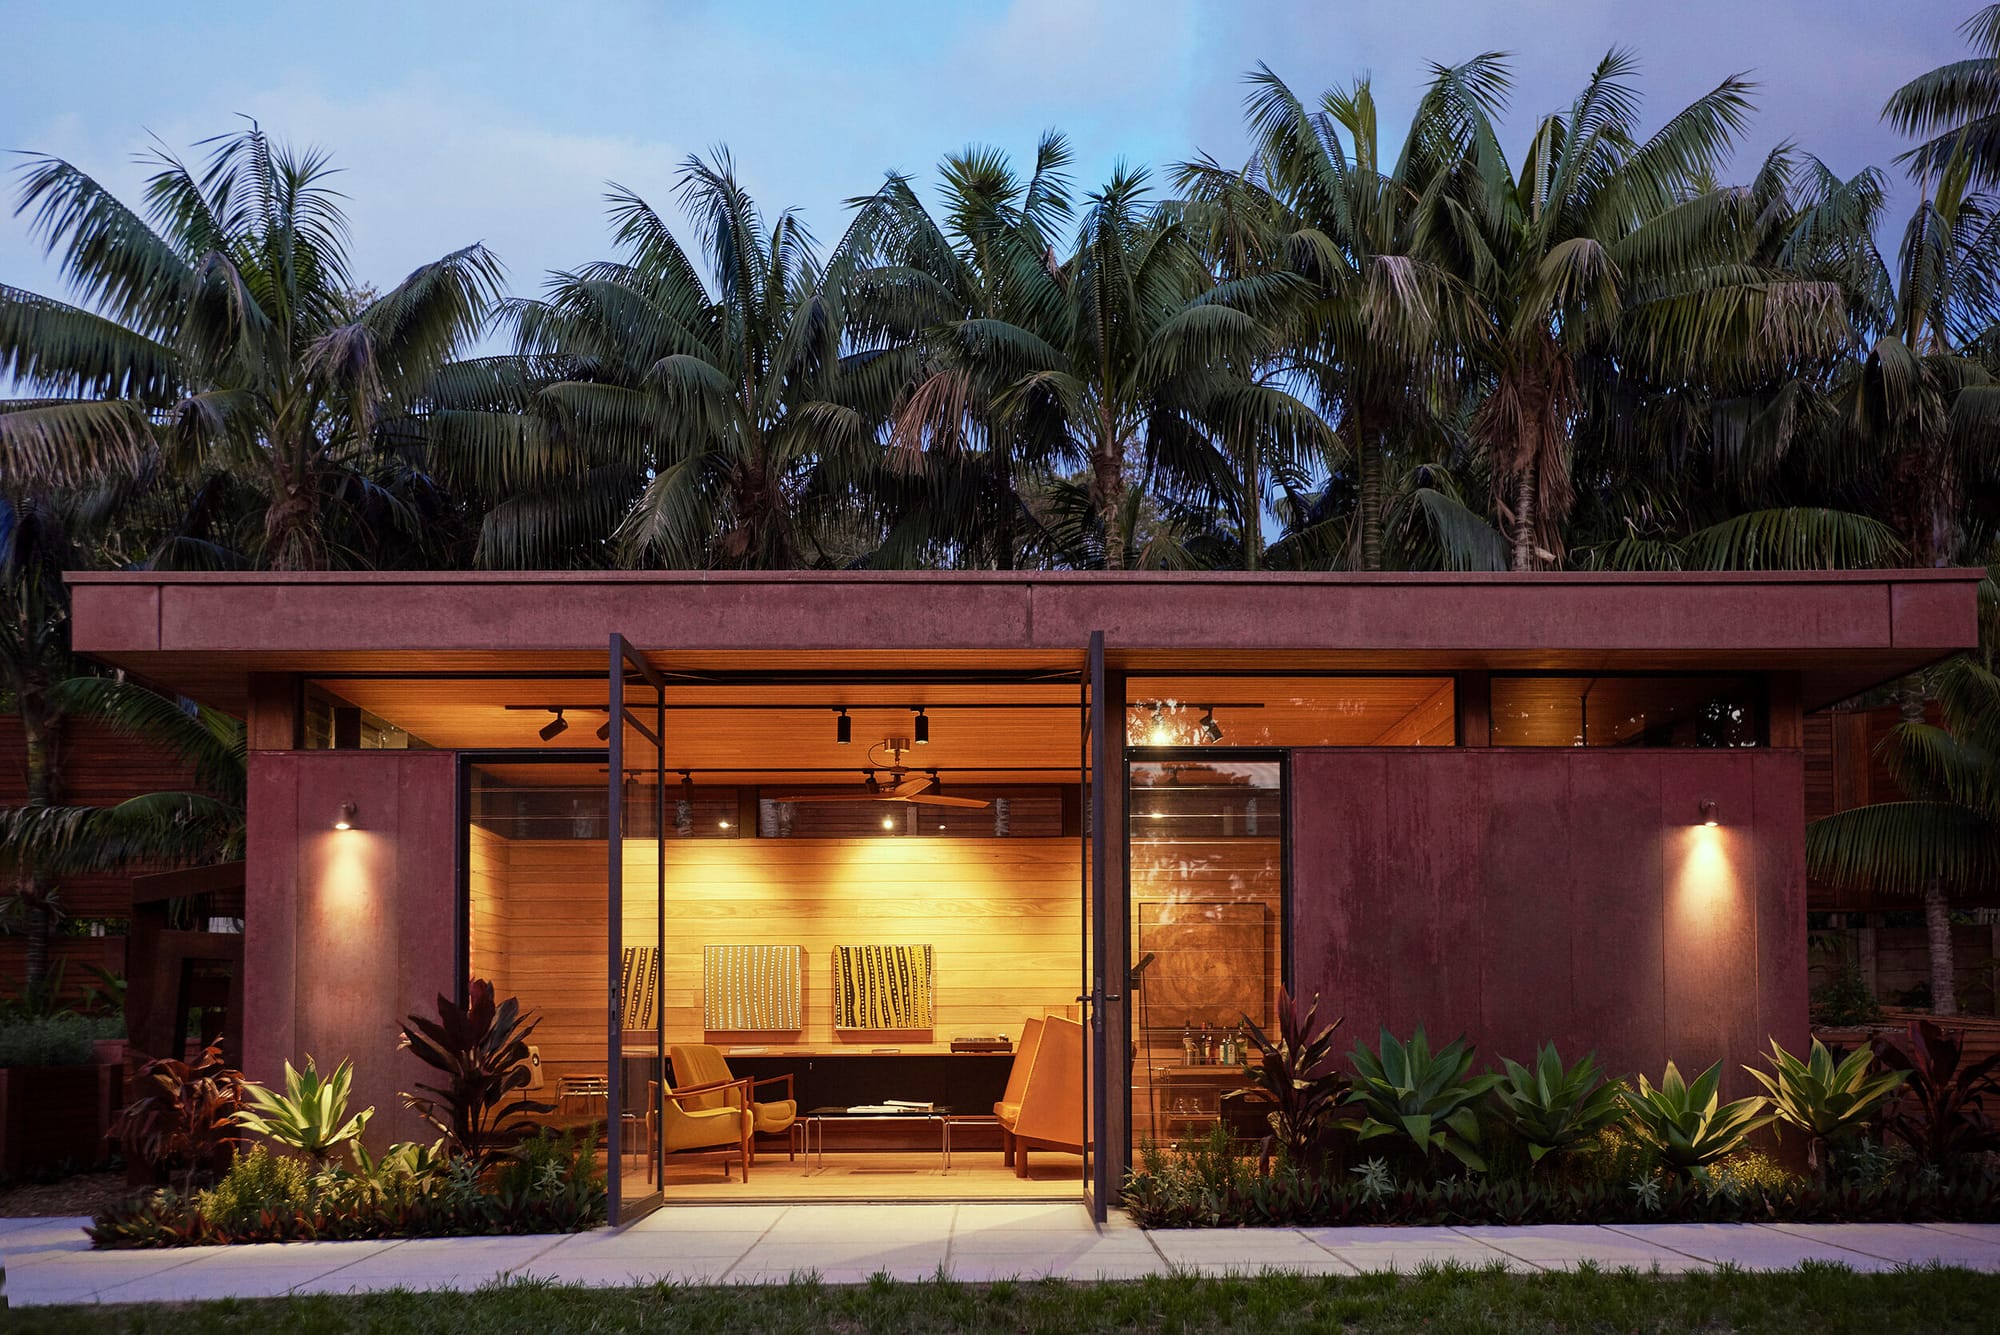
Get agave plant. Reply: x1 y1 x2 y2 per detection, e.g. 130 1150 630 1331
1487 1044 1627 1166
1870 1019 2000 1167
1346 1029 1502 1172
1746 1037 1907 1175
232 1055 375 1165
1619 1060 1773 1177
1236 988 1348 1172
401 979 552 1169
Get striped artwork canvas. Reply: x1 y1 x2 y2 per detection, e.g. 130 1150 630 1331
833 944 934 1030
703 944 803 1031
620 946 658 1031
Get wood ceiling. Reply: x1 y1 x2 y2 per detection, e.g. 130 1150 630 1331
316 674 1454 781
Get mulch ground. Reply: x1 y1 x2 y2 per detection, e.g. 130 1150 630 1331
0 1171 141 1218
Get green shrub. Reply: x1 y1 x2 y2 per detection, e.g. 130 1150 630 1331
0 1013 117 1068
1810 963 1885 1026
193 1146 313 1230
1705 1150 1799 1198
1747 1037 1906 1172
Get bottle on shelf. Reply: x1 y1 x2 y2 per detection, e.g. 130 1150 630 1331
1181 1025 1197 1067
1200 1022 1214 1065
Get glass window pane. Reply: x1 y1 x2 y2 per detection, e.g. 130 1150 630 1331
1489 676 1765 747
1127 757 1284 1158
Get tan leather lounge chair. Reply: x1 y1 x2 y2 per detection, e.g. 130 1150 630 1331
994 1014 1084 1177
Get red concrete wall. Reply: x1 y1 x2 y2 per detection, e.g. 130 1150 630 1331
1291 749 1806 1096
246 750 458 1147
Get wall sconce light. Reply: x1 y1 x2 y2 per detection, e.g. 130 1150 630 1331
332 801 358 831
1698 798 1720 827
881 814 895 830
912 707 930 745
835 707 852 744
539 708 569 741
718 818 732 830
1199 706 1223 744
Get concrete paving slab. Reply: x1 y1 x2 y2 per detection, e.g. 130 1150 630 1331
1603 1223 1896 1272
1149 1228 1358 1271
1917 1222 2000 1247
1759 1222 2000 1267
632 1205 788 1232
539 1228 768 1260
1450 1225 1712 1273
0 1218 96 1258
951 1203 1095 1233
1300 1225 1528 1273
733 1240 949 1272
508 1257 740 1287
760 1204 957 1240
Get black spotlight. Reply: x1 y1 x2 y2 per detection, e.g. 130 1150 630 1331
913 707 930 745
1199 707 1223 744
835 707 852 744
864 770 881 795
539 708 569 741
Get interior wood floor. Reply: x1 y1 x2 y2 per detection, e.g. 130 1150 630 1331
636 1151 1084 1202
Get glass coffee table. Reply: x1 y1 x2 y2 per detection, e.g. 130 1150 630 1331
803 1105 960 1169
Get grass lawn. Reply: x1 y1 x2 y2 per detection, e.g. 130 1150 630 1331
12 1264 2000 1333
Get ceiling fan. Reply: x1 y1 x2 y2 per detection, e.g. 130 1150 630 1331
769 741 989 809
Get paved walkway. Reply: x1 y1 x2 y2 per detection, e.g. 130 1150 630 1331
7 1206 2000 1306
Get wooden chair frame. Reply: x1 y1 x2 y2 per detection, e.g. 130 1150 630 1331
650 1076 754 1183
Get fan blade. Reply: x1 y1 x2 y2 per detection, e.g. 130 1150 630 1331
766 793 882 803
889 775 931 798
907 794 990 808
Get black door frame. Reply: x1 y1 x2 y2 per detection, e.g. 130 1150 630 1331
607 634 668 1225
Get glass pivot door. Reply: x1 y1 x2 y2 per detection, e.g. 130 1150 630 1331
607 634 667 1223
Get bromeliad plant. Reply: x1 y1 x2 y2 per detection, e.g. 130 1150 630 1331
1236 988 1348 1171
1871 1019 2000 1167
1347 1029 1502 1172
1620 1060 1773 1178
233 1055 376 1165
1488 1044 1627 1167
401 979 552 1169
1746 1038 1907 1176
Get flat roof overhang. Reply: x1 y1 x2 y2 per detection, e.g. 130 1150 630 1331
65 568 1984 715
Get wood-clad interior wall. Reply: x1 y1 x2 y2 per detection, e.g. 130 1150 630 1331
471 835 1081 1089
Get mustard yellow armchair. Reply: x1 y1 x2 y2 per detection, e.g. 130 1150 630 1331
670 1043 797 1161
650 1077 753 1182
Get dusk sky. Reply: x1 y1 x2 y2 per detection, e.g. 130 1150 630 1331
1 1 1976 309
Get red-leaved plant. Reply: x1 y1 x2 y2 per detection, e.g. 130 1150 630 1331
1872 1019 2000 1167
400 979 552 1169
107 1042 245 1193
1237 988 1349 1173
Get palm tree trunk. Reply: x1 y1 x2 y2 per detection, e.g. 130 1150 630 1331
1356 428 1383 572
1509 466 1539 572
1243 433 1263 573
1095 422 1126 571
1925 878 1958 1016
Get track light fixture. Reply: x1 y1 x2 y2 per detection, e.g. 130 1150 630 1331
539 708 568 741
1698 798 1720 828
332 801 357 831
835 707 852 744
1199 706 1223 744
913 707 929 745
864 770 881 795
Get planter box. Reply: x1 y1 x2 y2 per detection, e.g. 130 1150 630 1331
0 1063 122 1178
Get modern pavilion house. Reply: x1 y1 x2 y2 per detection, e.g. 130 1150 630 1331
65 567 1982 1222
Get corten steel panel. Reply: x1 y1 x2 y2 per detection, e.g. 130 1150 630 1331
1892 581 1978 650
245 750 458 1148
1753 751 1809 1062
1476 752 1574 1064
244 754 299 1076
1028 580 1891 654
66 581 158 652
1291 749 1798 1090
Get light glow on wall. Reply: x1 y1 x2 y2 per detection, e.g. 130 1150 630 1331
1672 824 1741 928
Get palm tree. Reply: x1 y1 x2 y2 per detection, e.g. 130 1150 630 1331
1809 657 2000 1016
1 125 503 570
1179 64 1471 571
846 135 1081 569
1414 52 1855 569
457 150 896 570
1885 4 2000 190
